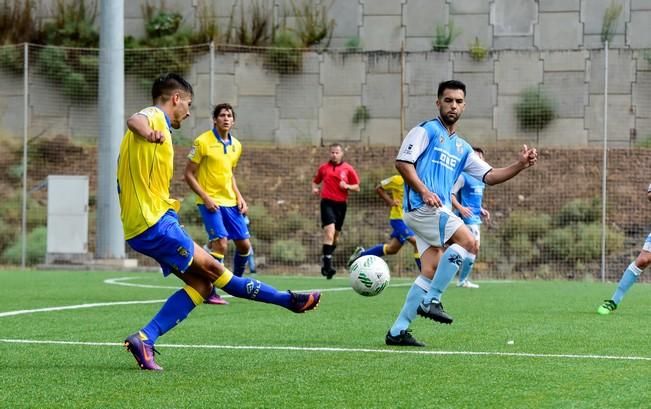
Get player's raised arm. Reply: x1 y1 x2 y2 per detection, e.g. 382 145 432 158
126 113 165 144
483 144 537 186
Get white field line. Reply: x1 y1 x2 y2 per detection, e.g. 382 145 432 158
0 338 649 362
0 277 515 318
103 276 513 290
0 284 393 318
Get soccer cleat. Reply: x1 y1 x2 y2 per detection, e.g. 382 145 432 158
204 290 229 305
288 290 321 313
321 266 336 280
347 246 365 268
385 329 425 347
124 333 162 371
597 299 617 315
457 280 479 289
417 301 454 324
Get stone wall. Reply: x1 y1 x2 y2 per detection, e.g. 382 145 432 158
2 47 651 148
31 0 651 51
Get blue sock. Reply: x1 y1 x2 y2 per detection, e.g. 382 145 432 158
414 254 421 271
423 244 472 305
612 262 642 305
140 286 202 345
458 257 473 283
390 275 430 336
361 244 385 257
248 248 257 273
216 270 291 308
233 250 250 277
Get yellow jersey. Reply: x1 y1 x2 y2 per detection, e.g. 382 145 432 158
117 106 180 240
380 174 405 220
188 129 242 207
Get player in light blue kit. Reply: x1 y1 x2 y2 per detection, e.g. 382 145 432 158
391 80 538 340
597 183 651 315
451 147 490 289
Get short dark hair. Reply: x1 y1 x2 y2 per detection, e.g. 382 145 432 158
472 146 484 156
213 103 235 120
437 80 466 98
329 143 343 150
151 73 193 103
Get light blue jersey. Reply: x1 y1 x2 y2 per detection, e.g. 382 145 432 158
452 172 485 225
396 118 491 212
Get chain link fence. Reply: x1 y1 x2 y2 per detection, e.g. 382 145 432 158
1 42 650 281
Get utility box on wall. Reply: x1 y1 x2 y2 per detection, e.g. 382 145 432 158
46 175 90 264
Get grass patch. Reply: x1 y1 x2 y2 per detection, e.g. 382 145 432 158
0 270 650 408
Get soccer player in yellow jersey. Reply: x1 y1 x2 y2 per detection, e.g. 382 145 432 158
184 103 251 305
119 74 320 371
347 174 420 272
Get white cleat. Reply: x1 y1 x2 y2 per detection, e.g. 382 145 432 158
457 280 479 289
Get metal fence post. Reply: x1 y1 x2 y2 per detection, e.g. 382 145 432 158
20 42 29 269
600 41 609 282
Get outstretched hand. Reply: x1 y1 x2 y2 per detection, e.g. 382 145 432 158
520 144 538 168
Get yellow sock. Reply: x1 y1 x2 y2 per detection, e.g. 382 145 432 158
213 267 234 289
183 285 205 305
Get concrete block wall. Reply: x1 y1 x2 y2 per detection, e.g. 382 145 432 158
31 0 651 52
5 46 651 148
4 0 651 147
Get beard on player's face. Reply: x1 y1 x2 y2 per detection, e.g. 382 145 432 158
439 110 460 126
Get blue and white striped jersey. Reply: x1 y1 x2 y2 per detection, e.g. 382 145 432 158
396 117 491 211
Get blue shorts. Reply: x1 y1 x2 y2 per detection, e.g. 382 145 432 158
198 204 250 241
389 219 415 245
127 210 194 277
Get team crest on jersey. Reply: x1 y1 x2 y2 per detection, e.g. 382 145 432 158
456 141 463 154
176 246 189 258
439 136 444 144
340 171 348 179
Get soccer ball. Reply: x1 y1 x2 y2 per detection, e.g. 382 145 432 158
349 255 390 297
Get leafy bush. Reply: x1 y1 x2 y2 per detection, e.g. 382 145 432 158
247 205 275 241
352 105 370 125
499 211 552 241
145 11 183 38
432 20 461 51
515 87 556 132
271 239 306 263
555 197 601 226
42 0 98 47
506 233 539 264
35 46 98 101
0 218 16 254
291 0 334 49
469 37 487 61
0 195 46 227
541 223 624 263
0 45 23 73
265 30 303 74
279 212 312 234
601 1 622 44
1 226 46 265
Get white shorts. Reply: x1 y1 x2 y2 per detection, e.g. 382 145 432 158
467 223 481 244
643 233 651 252
403 206 465 256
